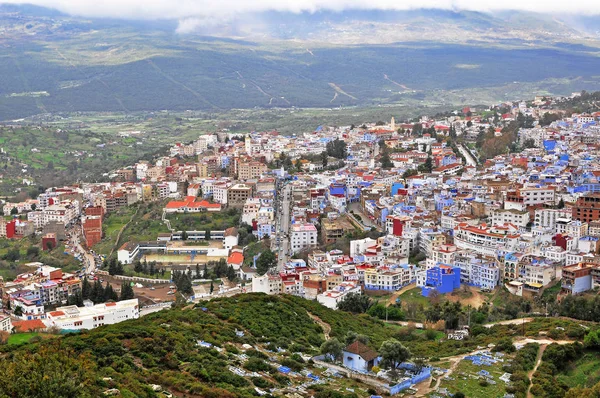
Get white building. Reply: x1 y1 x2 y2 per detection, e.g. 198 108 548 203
534 208 571 229
316 282 361 310
242 198 261 225
46 299 139 330
290 223 318 254
117 242 140 265
0 314 12 332
213 183 231 205
491 209 530 228
251 274 282 295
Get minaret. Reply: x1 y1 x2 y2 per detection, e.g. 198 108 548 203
245 135 252 155
391 117 395 131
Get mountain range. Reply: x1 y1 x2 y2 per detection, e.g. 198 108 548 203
1 4 600 120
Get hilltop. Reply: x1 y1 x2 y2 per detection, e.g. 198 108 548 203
2 293 600 397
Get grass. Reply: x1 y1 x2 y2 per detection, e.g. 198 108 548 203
556 351 600 389
399 287 430 308
8 332 39 345
166 209 240 232
435 355 510 398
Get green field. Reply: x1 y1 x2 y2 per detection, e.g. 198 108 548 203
8 333 39 345
166 208 241 232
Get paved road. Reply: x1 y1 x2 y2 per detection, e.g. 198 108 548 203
277 184 292 270
457 144 477 167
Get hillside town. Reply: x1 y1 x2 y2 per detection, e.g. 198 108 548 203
1 93 600 331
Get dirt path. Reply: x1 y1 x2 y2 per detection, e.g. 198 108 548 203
484 317 534 329
413 337 572 397
413 351 465 396
527 344 547 398
307 312 331 340
387 283 415 306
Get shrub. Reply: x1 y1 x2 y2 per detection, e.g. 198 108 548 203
244 358 272 373
479 379 489 387
251 377 273 389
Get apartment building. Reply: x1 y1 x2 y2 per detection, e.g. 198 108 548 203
363 265 415 291
491 209 530 228
227 184 252 208
454 223 520 257
290 223 318 254
251 274 283 295
237 161 267 180
573 194 600 223
46 299 140 330
534 208 571 229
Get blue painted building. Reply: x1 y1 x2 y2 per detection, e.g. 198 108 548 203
421 265 461 297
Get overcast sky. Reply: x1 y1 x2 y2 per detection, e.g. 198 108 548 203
4 0 600 20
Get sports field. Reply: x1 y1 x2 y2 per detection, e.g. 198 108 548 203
143 253 227 264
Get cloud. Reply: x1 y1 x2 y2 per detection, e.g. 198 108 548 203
2 0 600 22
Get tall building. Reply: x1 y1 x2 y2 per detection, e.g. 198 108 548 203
573 194 600 223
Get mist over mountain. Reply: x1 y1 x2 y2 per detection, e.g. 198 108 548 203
0 3 599 121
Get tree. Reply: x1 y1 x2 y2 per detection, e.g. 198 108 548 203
120 282 135 301
326 138 348 159
181 230 188 241
104 283 118 302
13 306 23 317
90 280 105 303
557 198 565 209
10 207 18 216
210 280 214 294
418 156 433 173
321 151 328 167
345 331 369 346
402 169 418 179
584 330 600 350
227 265 237 281
134 260 143 273
179 275 193 295
203 264 208 278
380 150 394 169
320 338 344 362
26 246 40 260
523 138 536 149
379 339 412 377
205 230 211 240
337 292 372 313
195 263 201 278
81 277 91 300
256 249 277 275
295 159 303 171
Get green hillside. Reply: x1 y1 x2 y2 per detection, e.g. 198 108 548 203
2 293 600 397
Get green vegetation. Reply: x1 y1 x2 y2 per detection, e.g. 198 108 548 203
166 208 240 232
436 356 509 398
7 333 40 346
0 237 80 281
95 202 166 256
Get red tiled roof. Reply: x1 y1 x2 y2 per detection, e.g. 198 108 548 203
227 252 244 265
48 311 65 317
12 319 46 332
344 341 379 361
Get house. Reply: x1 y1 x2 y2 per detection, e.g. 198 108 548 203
342 341 380 372
223 227 239 250
227 250 244 271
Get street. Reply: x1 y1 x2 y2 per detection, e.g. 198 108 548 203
273 182 292 270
